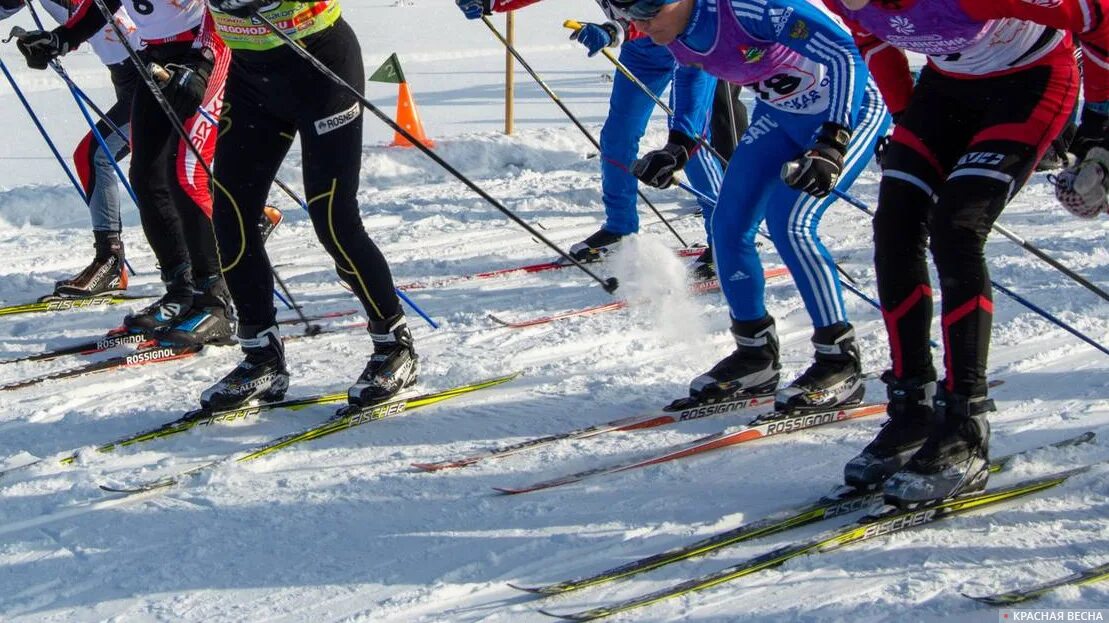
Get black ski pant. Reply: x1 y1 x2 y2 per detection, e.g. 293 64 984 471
212 18 400 331
875 57 1078 397
709 81 747 163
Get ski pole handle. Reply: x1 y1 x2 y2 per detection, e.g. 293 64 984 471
781 160 802 184
563 19 583 32
149 63 170 84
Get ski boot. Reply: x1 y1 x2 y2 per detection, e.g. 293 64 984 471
348 313 419 407
123 266 194 335
883 386 994 508
843 371 937 490
688 315 780 402
159 276 235 346
775 323 865 413
564 228 624 265
690 246 715 282
54 231 127 297
200 324 289 410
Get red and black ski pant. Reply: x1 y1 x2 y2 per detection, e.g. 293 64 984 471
874 55 1078 397
129 39 228 291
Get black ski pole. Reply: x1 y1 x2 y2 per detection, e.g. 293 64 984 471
87 0 322 334
252 10 617 294
563 20 729 167
482 16 689 249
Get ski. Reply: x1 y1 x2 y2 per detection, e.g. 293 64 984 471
413 392 778 472
511 432 1095 596
962 561 1109 606
397 247 705 291
0 318 365 392
0 309 358 365
0 343 203 392
0 391 351 481
0 293 152 318
487 267 789 329
98 372 522 495
538 464 1101 621
494 402 888 495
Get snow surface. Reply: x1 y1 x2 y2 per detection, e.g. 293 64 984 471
0 1 1107 622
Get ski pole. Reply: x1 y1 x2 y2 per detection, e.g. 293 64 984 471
829 188 1109 303
251 11 617 295
18 2 142 277
0 56 88 203
267 177 440 329
564 20 729 167
826 187 1109 356
482 16 689 249
89 0 322 334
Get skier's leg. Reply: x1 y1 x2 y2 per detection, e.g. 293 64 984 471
773 86 890 413
885 57 1079 506
574 39 674 262
292 19 416 406
161 41 234 346
686 103 786 400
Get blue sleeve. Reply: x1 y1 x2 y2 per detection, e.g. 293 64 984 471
671 63 716 140
736 0 868 132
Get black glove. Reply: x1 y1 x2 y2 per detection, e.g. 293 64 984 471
159 49 214 120
632 131 695 189
782 122 850 198
15 29 68 70
873 112 902 168
208 0 265 18
1070 103 1109 160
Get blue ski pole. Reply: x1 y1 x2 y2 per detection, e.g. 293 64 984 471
830 188 1108 357
0 57 87 203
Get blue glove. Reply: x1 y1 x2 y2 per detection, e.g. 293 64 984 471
570 22 618 57
456 0 492 20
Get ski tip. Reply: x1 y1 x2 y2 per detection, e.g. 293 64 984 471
99 484 144 494
536 608 576 620
411 462 446 472
506 582 545 594
960 592 1002 605
492 486 524 495
487 314 513 327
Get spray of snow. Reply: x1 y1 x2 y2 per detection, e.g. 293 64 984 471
609 234 711 347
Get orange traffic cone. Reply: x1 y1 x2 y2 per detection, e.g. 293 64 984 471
391 82 434 149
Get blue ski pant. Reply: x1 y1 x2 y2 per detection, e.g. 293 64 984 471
600 38 723 241
713 85 889 329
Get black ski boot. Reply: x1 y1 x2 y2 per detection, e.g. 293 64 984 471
54 231 127 297
883 386 994 508
843 371 937 490
348 313 419 407
689 315 780 401
159 276 235 346
200 324 289 409
690 246 715 281
775 323 865 413
564 228 624 264
123 265 194 335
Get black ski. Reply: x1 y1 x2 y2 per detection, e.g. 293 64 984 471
0 309 358 365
